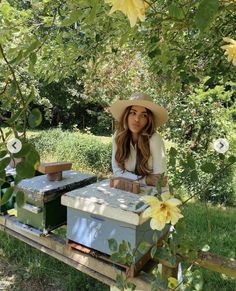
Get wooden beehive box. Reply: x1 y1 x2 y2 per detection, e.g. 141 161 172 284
61 179 169 261
15 170 97 234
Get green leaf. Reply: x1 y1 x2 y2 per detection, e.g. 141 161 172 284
119 240 128 255
195 0 219 32
24 40 41 56
111 252 123 262
61 11 81 26
15 190 26 208
169 3 185 20
9 80 17 97
28 108 42 128
25 148 40 168
152 231 159 243
154 247 170 260
0 150 7 159
137 241 151 254
16 161 35 179
0 171 6 185
190 170 199 182
10 50 24 65
151 245 157 258
86 0 101 24
29 53 37 72
119 30 131 46
200 162 217 173
228 155 236 164
187 154 196 169
116 273 125 290
126 282 136 291
26 88 36 106
0 157 11 171
108 238 118 252
29 53 37 65
13 143 32 158
0 187 14 206
169 147 178 167
125 253 134 265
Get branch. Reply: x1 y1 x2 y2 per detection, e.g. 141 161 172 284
0 44 27 139
178 251 236 278
0 127 5 142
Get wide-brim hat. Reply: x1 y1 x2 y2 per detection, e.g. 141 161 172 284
109 92 168 127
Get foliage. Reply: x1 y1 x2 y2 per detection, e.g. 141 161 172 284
30 128 112 175
165 81 236 205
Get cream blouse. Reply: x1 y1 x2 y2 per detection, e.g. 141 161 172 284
112 132 167 184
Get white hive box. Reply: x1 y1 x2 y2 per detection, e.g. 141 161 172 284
61 179 169 261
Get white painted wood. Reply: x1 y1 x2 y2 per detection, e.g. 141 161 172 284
61 180 169 225
22 203 42 214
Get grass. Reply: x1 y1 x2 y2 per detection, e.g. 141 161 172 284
0 229 109 291
0 202 235 290
179 202 236 290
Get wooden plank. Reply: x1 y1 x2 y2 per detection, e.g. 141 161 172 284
67 239 153 278
194 251 236 278
110 177 140 194
37 162 72 174
0 215 153 290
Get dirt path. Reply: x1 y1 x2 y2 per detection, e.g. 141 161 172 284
0 258 15 290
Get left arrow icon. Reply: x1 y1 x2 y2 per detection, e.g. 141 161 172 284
7 138 22 154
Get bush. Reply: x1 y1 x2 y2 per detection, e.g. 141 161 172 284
30 128 112 175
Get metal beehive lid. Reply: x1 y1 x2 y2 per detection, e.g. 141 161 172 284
15 170 97 203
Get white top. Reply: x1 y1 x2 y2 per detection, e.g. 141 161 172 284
112 132 166 184
61 179 170 225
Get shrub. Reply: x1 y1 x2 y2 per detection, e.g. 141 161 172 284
30 128 112 175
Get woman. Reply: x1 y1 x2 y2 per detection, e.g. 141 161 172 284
109 92 168 186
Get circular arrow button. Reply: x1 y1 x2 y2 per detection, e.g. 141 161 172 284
7 138 22 154
213 138 229 154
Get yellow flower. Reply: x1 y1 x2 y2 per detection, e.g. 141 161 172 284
221 37 236 66
168 277 179 289
105 0 148 27
142 192 183 231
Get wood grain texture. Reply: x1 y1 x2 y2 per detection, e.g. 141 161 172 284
37 162 72 174
110 177 141 194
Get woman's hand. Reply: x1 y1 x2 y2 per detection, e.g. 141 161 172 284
145 174 168 187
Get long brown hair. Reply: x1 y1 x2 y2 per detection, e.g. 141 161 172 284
115 106 156 177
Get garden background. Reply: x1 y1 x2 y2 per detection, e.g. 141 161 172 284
0 0 235 290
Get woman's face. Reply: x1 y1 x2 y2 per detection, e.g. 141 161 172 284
127 105 148 134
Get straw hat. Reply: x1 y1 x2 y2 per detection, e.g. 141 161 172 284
109 92 168 127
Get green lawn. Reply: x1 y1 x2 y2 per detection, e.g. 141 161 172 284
179 202 236 290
